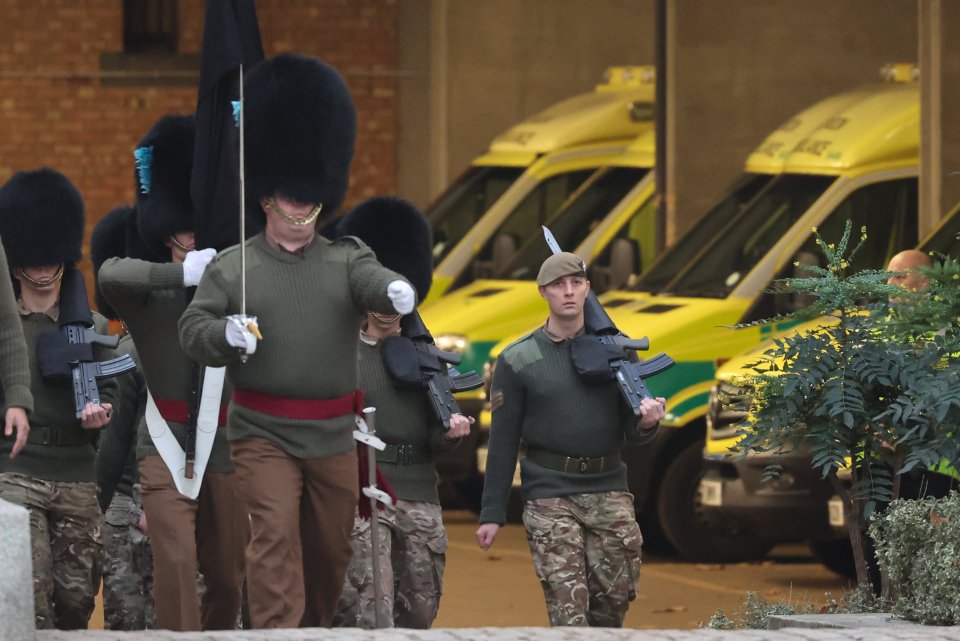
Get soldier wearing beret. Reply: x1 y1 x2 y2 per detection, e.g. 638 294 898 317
476 252 665 627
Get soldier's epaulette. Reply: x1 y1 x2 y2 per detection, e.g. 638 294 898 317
500 329 544 370
214 241 248 262
330 234 370 251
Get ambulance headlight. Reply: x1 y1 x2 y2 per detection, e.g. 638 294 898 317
435 334 468 353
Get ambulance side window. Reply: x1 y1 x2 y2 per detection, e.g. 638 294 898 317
744 177 918 322
457 169 593 288
591 194 656 293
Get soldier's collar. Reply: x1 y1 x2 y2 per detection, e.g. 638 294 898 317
543 319 584 342
17 298 59 321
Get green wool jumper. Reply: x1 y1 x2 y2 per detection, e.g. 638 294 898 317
94 334 145 509
358 337 456 504
0 244 33 415
479 327 657 526
0 305 117 482
98 257 234 472
178 233 407 460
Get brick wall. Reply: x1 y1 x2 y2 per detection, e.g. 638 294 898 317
0 0 398 284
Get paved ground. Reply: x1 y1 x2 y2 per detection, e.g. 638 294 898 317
32 623 960 641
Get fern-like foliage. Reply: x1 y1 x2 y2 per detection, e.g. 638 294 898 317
729 220 960 587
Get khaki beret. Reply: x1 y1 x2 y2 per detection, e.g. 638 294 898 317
536 252 587 286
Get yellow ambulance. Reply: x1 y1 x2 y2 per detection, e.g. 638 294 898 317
424 67 655 305
424 130 656 410
480 65 920 559
698 207 960 574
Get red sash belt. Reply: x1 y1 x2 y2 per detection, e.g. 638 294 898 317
153 398 229 427
232 388 364 421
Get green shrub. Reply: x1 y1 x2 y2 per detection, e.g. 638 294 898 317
702 588 882 629
870 491 960 624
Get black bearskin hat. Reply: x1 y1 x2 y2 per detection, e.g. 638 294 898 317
91 205 134 320
134 114 196 257
244 53 356 223
0 167 84 268
338 197 433 303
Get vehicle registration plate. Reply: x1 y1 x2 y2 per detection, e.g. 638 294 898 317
699 479 723 507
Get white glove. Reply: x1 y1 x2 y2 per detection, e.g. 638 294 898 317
387 280 416 315
224 314 259 355
182 248 217 287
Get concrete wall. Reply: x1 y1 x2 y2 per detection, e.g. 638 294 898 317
398 0 654 208
920 0 960 237
667 0 918 241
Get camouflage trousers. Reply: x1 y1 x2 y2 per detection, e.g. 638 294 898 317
523 491 643 627
332 499 447 629
102 486 155 630
0 472 103 630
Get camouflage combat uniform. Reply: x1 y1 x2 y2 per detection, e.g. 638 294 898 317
102 486 154 629
97 335 155 630
480 325 656 627
332 331 456 629
0 300 116 629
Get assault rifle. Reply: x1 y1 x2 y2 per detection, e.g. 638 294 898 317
542 226 674 416
381 311 484 432
37 268 137 418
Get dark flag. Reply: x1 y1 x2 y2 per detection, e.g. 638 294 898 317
191 0 264 251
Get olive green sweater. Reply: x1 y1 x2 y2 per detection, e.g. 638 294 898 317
0 244 33 414
0 306 117 482
479 327 658 526
98 257 234 472
179 233 407 459
95 335 145 509
358 337 457 503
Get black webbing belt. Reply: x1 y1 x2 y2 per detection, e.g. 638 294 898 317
376 443 432 465
525 445 621 474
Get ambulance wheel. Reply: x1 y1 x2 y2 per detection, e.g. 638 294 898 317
657 440 773 562
809 538 857 579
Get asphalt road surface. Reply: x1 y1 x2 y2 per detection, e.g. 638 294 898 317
89 509 853 630
435 510 853 629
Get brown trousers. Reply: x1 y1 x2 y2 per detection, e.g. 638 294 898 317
230 437 358 629
139 455 248 631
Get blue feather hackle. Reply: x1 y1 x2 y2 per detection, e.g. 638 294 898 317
134 146 153 194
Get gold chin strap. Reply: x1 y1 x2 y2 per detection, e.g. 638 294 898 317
369 311 402 326
263 197 323 226
168 234 194 252
16 264 64 287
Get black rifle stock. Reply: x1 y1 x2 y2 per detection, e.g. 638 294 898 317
540 223 675 416
39 268 137 418
578 290 674 416
399 311 483 431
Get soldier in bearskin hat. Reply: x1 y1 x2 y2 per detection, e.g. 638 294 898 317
98 114 247 632
330 197 472 629
0 167 116 630
179 53 417 629
90 204 156 631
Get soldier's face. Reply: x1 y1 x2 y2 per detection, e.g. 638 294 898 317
262 194 319 245
165 231 196 264
538 274 589 321
14 264 64 292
